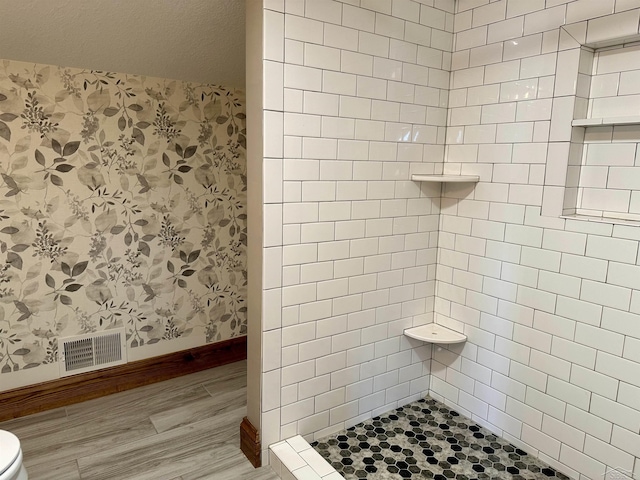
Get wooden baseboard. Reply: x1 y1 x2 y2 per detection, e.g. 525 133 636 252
0 336 247 422
240 416 261 468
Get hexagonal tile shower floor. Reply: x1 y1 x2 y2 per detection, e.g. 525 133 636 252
312 396 570 480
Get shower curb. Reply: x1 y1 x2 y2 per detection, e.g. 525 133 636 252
269 435 343 480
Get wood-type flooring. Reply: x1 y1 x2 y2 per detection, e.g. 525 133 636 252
0 360 278 480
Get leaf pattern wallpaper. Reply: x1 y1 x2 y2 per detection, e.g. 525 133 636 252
0 59 247 384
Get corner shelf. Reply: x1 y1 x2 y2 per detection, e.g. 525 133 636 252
404 323 467 344
572 116 640 127
412 174 480 183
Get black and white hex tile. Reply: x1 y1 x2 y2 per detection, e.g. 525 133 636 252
312 396 570 480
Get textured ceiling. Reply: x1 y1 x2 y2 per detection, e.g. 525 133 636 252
0 0 246 88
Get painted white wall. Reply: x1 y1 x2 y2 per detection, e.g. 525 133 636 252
246 0 264 439
0 0 245 87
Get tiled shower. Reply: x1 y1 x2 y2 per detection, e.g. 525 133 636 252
247 0 640 478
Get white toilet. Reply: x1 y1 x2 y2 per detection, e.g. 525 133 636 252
0 430 28 480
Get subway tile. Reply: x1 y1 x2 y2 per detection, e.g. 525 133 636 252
516 285 556 314
391 0 419 21
305 91 340 117
581 280 631 311
375 12 406 41
510 361 548 392
590 394 640 432
418 47 443 69
487 406 523 437
596 46 640 76
452 66 485 89
576 323 624 356
521 424 560 460
504 34 543 61
618 382 640 413
282 88 303 116
403 63 430 86
421 5 447 30
284 113 321 137
429 69 450 89
343 4 376 32
285 64 322 91
551 339 596 372
559 253 607 282
628 337 640 363
491 371 526 401
285 15 323 44
501 263 538 289
516 99 552 122
456 26 488 51
541 229 586 255
305 0 342 25
390 39 418 64
340 51 374 77
361 0 392 15
565 405 612 443
469 43 503 67
559 444 606 480
323 24 358 51
487 16 524 43
357 76 388 100
285 38 305 65
388 81 416 104
556 296 602 326
494 337 529 364
496 122 534 143
525 388 566 421
431 29 454 51
304 44 341 71
596 352 640 388
567 0 614 24
509 184 542 205
584 435 635 473
472 1 506 28
523 5 566 36
586 9 640 45
531 309 571 341
547 376 590 411
537 270 581 298
586 235 638 264
506 0 545 18
542 416 585 452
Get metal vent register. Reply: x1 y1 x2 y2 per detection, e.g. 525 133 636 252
59 329 127 376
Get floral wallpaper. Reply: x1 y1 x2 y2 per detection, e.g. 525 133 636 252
0 59 246 380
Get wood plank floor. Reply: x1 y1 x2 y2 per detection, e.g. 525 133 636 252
0 361 279 480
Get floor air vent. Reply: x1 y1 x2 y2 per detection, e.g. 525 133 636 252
59 329 127 376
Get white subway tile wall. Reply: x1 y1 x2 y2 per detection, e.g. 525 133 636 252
260 0 450 459
258 0 640 477
436 0 640 478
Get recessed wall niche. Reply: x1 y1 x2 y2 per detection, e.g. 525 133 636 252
555 13 640 224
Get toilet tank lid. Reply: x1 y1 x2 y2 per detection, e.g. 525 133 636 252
0 430 20 473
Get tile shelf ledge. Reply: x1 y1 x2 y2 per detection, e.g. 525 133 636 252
561 213 640 227
404 323 467 344
572 116 640 127
411 174 480 183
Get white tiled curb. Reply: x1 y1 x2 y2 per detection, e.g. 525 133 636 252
269 435 343 480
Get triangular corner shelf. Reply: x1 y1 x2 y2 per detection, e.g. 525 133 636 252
411 174 480 183
404 323 467 344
